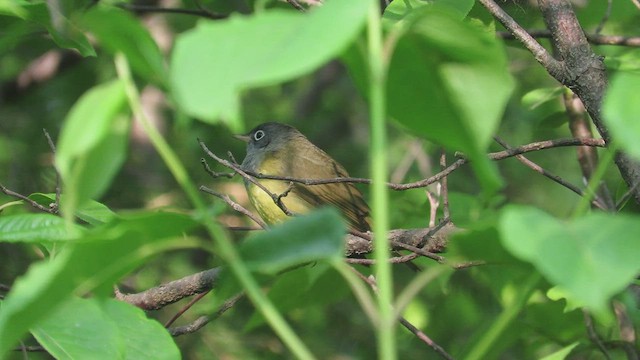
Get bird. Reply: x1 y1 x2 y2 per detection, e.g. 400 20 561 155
236 122 371 232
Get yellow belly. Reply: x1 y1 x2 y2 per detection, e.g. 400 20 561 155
247 180 312 225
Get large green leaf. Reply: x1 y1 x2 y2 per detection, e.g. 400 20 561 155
0 211 199 357
239 208 346 275
31 297 122 360
56 80 129 221
79 6 167 86
0 213 82 243
603 71 640 160
32 297 179 360
375 10 513 193
170 0 369 132
499 206 640 312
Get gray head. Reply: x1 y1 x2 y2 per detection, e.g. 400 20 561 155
237 122 302 172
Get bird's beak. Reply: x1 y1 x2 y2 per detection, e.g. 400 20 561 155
234 134 250 143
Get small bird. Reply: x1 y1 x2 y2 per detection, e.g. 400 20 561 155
237 122 371 232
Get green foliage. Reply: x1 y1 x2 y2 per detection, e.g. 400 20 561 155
0 213 81 242
170 0 369 131
79 6 167 86
604 71 640 160
500 206 640 312
2 0 640 359
0 211 200 357
32 297 180 359
55 80 130 224
240 208 346 275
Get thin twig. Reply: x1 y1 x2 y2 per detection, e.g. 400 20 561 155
200 158 234 179
439 150 450 220
285 0 305 11
199 186 267 229
478 0 564 78
115 3 228 19
351 268 454 359
390 240 445 263
594 0 613 35
165 291 210 328
0 183 57 214
583 309 612 360
492 136 608 210
499 30 640 47
42 129 61 211
199 139 294 216
204 138 605 191
169 293 244 336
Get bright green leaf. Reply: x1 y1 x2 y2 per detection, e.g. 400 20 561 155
171 0 369 131
101 299 180 359
56 80 129 219
539 342 579 360
603 71 640 160
80 6 167 86
385 10 513 193
240 208 346 275
0 213 82 243
31 297 123 360
0 211 199 357
499 206 640 312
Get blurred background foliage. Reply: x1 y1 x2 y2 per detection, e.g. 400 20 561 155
1 0 640 359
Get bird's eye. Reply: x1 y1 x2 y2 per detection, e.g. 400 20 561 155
254 130 265 141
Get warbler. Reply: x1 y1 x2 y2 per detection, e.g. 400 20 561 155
237 122 371 232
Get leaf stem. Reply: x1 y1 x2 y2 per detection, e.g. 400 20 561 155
114 54 316 360
367 2 396 359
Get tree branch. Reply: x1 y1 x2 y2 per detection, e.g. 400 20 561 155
498 30 640 47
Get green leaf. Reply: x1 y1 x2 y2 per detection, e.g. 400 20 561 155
79 6 167 86
56 80 129 220
170 0 369 132
382 0 474 25
539 342 579 360
18 2 95 56
603 71 640 160
499 206 640 312
0 0 28 18
0 211 199 357
101 299 180 359
31 297 122 359
381 10 514 193
0 213 82 243
239 208 346 275
31 297 180 360
29 193 117 225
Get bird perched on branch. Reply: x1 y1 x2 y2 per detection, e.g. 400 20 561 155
236 122 371 232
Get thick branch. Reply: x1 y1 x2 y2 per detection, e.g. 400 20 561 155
115 268 222 310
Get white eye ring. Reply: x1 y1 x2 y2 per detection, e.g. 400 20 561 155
254 130 265 141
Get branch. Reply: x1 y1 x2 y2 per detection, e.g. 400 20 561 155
115 268 221 310
115 3 228 19
492 136 609 210
478 0 564 78
498 30 640 47
202 138 605 192
169 293 244 336
0 183 58 214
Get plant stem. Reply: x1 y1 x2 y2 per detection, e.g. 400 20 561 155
114 54 315 360
463 272 541 360
367 2 396 359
